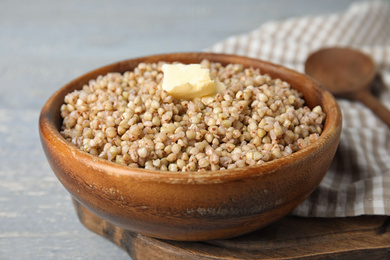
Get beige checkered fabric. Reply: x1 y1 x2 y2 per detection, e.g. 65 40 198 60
207 1 390 217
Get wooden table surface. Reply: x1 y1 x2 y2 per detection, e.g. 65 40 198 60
74 199 390 260
0 0 364 259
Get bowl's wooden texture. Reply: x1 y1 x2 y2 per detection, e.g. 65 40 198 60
39 53 342 241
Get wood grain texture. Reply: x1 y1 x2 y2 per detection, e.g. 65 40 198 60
39 53 342 241
74 199 390 259
304 47 390 127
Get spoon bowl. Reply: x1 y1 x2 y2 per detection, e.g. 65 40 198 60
305 47 390 127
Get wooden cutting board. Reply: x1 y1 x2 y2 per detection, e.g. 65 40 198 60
73 199 390 259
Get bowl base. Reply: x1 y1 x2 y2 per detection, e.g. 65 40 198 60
72 198 390 260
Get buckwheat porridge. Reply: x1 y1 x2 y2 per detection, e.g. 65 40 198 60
60 60 326 172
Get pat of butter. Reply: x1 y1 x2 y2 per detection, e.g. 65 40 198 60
162 63 226 103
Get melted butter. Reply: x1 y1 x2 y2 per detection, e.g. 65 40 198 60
162 63 226 104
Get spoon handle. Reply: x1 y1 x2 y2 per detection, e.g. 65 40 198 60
354 90 390 128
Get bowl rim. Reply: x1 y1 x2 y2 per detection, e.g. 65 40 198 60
39 52 342 184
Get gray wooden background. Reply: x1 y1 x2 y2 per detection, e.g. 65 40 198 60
0 0 361 259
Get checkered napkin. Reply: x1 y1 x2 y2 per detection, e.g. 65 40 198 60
206 0 390 217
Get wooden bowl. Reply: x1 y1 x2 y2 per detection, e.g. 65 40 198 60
39 53 342 241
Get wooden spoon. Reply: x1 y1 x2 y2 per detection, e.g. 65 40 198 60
305 47 390 127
